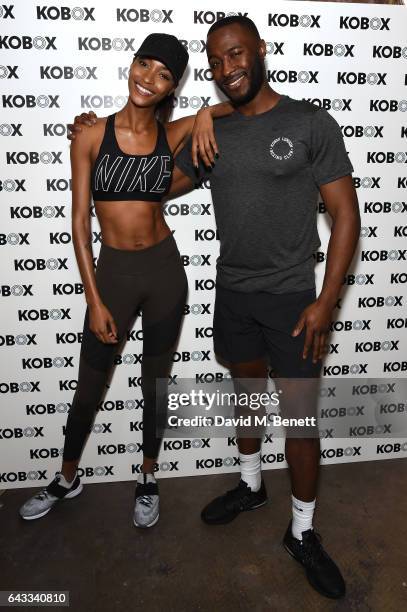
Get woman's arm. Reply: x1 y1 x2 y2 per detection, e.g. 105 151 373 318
70 126 118 343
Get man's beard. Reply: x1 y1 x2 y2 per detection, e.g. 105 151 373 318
218 55 264 107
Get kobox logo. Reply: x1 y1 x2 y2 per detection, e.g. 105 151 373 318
163 439 210 451
173 96 211 110
341 125 383 138
164 203 211 216
6 151 62 164
0 470 47 483
339 16 390 30
0 333 37 347
46 179 71 191
22 356 74 370
303 98 352 111
18 308 71 322
116 8 173 23
370 99 407 112
194 11 248 24
194 279 215 291
0 232 29 245
268 13 320 28
323 364 368 375
11 205 65 219
330 319 371 331
0 178 26 191
14 257 68 271
0 426 44 439
36 6 95 20
40 66 97 79
353 177 380 188
268 70 318 84
2 94 59 108
338 72 386 86
81 95 127 109
0 5 14 18
373 46 407 59
181 255 211 266
0 381 41 394
361 249 406 262
26 402 69 415
78 37 135 51
358 295 402 308
304 43 354 57
0 284 33 297
343 273 374 285
0 123 22 136
364 201 406 213
0 65 18 79
0 36 56 50
131 461 178 473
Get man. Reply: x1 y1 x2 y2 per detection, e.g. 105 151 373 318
70 16 360 600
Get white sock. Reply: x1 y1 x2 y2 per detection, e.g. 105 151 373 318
59 473 75 488
137 472 156 484
239 450 261 492
291 494 316 541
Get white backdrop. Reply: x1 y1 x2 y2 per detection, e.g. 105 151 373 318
1 0 407 488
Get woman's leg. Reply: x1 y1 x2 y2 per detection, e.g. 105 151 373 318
61 246 140 481
140 248 188 473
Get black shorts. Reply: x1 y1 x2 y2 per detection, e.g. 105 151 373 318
213 285 323 377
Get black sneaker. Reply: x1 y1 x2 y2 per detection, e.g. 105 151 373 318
201 479 268 525
283 520 346 599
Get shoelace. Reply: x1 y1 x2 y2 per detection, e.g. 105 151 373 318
224 483 253 510
35 474 61 501
35 489 53 501
301 532 326 567
138 495 154 508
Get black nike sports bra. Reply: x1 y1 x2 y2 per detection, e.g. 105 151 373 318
91 113 174 202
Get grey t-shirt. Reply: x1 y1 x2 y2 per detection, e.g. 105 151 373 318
175 94 354 293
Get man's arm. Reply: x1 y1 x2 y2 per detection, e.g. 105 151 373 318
166 165 195 199
292 175 360 363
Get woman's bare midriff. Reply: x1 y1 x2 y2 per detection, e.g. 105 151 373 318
94 200 171 250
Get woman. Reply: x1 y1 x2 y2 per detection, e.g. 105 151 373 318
19 33 232 528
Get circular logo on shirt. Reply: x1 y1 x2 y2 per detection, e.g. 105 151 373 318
269 137 294 160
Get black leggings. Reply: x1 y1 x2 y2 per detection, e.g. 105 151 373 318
62 233 187 461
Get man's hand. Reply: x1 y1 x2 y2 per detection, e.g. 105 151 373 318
291 298 333 363
67 111 98 140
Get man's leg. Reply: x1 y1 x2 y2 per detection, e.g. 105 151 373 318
255 288 345 599
201 287 269 524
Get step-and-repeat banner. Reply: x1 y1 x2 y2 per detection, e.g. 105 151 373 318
1 1 406 488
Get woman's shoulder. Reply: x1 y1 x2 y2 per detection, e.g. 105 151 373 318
71 115 109 149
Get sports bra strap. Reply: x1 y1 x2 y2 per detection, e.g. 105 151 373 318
102 113 116 147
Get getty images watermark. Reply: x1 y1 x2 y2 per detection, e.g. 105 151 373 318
154 377 407 439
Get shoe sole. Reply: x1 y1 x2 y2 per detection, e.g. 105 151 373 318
133 512 159 528
20 483 84 521
201 498 268 525
283 542 345 600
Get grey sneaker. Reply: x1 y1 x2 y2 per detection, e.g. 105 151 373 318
19 471 83 520
133 473 159 528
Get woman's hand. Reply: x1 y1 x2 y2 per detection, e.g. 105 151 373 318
67 111 98 140
191 108 219 169
88 302 118 344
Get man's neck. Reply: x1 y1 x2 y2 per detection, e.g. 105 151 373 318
234 85 282 117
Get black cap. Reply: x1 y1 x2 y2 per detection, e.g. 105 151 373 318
134 33 189 85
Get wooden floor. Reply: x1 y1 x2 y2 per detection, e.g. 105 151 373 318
1 458 406 611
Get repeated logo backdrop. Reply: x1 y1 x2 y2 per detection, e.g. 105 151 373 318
1 1 407 488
